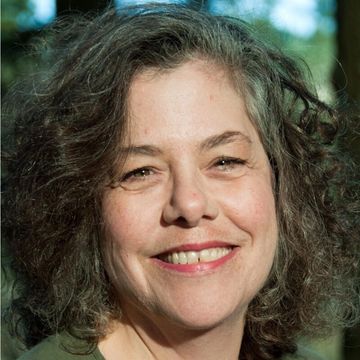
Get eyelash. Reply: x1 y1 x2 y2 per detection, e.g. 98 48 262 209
120 157 246 183
121 167 154 182
212 156 247 170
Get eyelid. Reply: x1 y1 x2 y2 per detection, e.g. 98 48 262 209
120 166 155 182
118 156 247 184
212 156 247 166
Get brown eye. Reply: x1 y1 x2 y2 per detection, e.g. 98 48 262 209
214 157 246 171
121 167 154 182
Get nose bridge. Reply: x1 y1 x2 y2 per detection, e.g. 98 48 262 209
173 169 206 213
162 164 218 227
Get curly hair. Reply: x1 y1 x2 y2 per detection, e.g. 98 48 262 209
3 4 359 359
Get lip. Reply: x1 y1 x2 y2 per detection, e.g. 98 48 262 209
151 244 240 274
155 241 235 256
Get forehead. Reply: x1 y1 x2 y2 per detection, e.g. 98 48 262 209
126 59 260 147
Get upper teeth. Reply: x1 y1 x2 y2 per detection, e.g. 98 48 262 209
160 247 232 264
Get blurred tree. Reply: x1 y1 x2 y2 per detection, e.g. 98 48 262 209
344 326 360 360
2 0 33 39
1 0 37 95
1 0 114 96
334 0 360 103
57 0 112 15
334 2 360 359
333 0 360 163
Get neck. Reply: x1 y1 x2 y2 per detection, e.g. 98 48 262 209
98 303 245 360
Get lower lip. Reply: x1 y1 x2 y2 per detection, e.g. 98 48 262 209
152 247 239 273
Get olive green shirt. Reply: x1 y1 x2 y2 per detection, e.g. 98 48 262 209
17 335 105 360
15 334 325 360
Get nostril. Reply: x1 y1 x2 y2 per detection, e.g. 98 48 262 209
175 216 195 228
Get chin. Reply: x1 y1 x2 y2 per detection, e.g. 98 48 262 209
143 293 248 332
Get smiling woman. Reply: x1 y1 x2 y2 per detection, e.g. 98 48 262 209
101 62 278 348
2 3 359 360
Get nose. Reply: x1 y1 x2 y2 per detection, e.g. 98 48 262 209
162 172 219 227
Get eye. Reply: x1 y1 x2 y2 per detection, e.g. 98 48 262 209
212 157 247 171
121 167 154 182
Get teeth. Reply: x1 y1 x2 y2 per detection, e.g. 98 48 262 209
160 247 232 265
186 251 199 264
172 252 179 264
179 252 187 264
199 249 210 262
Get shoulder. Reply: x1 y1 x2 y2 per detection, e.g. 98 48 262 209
18 334 104 360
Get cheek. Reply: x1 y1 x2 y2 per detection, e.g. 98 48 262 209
247 187 276 225
102 194 154 251
220 177 278 290
102 196 150 294
220 177 277 234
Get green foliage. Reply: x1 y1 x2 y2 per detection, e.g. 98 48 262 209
1 0 34 40
1 0 38 95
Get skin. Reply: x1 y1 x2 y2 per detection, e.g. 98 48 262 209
99 59 278 359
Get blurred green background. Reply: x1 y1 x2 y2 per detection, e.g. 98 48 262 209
2 1 359 359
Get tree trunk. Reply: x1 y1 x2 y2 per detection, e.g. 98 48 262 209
334 0 360 162
335 3 360 359
333 0 360 103
344 326 360 360
56 0 112 15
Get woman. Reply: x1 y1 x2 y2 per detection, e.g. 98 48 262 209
3 3 359 360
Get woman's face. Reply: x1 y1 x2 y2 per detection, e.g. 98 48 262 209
102 60 278 331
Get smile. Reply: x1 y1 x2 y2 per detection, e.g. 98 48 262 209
159 247 233 264
152 243 239 273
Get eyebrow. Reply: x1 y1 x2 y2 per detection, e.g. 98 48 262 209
122 130 252 156
122 144 162 156
199 130 252 151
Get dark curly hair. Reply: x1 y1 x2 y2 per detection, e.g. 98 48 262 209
3 3 359 359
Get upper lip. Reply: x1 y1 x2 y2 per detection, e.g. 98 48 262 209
154 241 237 257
